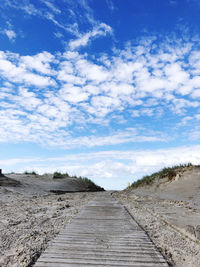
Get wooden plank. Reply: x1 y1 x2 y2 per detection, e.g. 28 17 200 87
35 263 168 267
43 251 164 258
38 254 166 262
35 193 168 267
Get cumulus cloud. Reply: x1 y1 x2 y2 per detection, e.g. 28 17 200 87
0 34 200 149
0 97 166 148
0 51 56 87
20 52 55 75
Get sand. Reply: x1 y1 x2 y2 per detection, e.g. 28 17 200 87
113 166 200 267
0 174 96 267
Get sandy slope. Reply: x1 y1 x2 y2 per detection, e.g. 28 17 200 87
133 166 200 208
114 166 200 267
0 174 97 267
1 173 98 194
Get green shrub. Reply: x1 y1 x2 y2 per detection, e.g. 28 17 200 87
53 172 70 179
78 176 104 191
24 171 37 175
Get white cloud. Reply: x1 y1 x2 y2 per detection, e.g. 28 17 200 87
54 31 63 39
76 59 110 82
106 0 116 11
195 114 200 120
191 89 200 98
131 107 158 117
5 0 41 16
189 126 200 141
0 89 166 147
188 51 200 75
62 128 166 148
0 51 56 87
171 98 199 114
4 0 76 35
41 0 61 14
164 63 189 85
59 84 89 103
4 29 16 41
0 35 200 148
20 52 55 75
69 23 112 50
178 116 193 126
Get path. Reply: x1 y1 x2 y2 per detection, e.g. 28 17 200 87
34 193 168 266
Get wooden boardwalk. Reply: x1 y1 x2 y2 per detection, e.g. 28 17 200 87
35 193 168 267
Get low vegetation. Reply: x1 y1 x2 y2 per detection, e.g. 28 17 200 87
77 177 104 191
23 170 103 191
130 163 193 189
24 171 37 175
53 171 70 179
53 171 104 191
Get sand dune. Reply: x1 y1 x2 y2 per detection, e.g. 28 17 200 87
1 173 103 194
114 165 200 267
133 165 200 206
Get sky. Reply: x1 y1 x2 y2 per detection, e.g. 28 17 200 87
1 0 200 190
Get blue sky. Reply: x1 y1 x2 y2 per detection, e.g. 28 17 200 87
1 0 200 189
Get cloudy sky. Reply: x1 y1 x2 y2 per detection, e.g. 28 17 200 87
1 0 200 189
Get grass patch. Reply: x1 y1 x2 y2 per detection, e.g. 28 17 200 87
78 177 104 191
53 171 70 179
24 171 37 175
53 171 104 191
130 163 193 189
23 169 104 191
